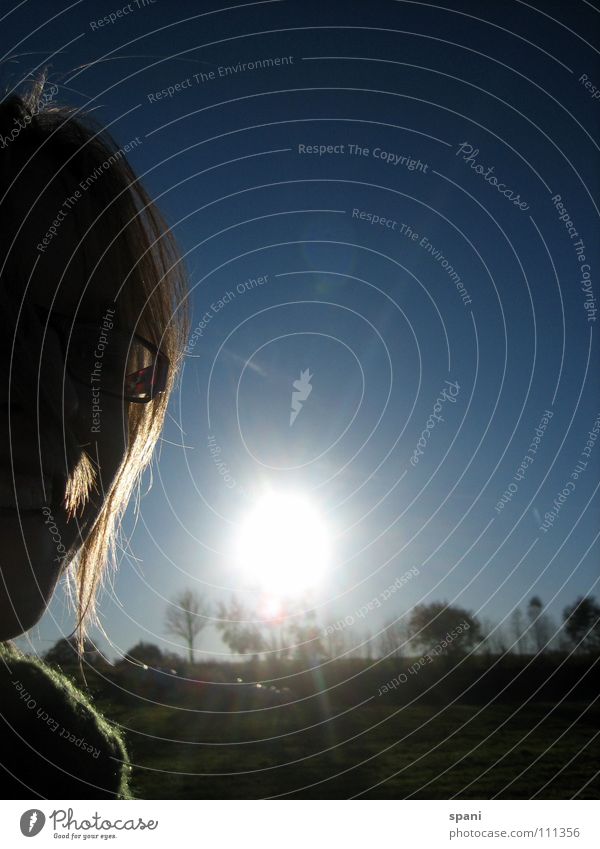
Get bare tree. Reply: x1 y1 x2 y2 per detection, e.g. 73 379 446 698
378 618 409 659
289 608 324 662
527 596 553 654
324 625 350 660
364 629 374 661
165 588 211 663
215 596 265 657
509 607 528 654
479 618 509 656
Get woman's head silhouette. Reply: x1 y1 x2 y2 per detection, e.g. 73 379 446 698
0 75 189 648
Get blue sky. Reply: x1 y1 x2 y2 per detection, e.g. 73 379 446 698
5 0 599 661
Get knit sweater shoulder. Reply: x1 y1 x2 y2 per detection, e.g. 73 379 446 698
0 641 133 799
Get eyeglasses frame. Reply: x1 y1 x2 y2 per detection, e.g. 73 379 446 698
32 305 169 404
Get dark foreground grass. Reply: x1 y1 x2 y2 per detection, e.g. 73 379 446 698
100 699 600 799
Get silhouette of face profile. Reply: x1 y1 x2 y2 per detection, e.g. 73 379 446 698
0 152 130 640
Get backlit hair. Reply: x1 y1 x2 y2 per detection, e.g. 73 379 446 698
0 75 189 650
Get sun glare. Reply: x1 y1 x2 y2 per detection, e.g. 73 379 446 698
235 492 331 596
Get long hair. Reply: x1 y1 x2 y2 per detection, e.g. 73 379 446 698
0 75 189 651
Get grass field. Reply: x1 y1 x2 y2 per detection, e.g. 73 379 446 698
99 698 600 799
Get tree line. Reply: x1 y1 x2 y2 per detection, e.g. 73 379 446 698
41 592 600 669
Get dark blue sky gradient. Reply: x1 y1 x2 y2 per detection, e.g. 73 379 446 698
5 0 599 660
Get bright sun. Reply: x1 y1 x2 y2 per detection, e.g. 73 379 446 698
235 491 331 596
